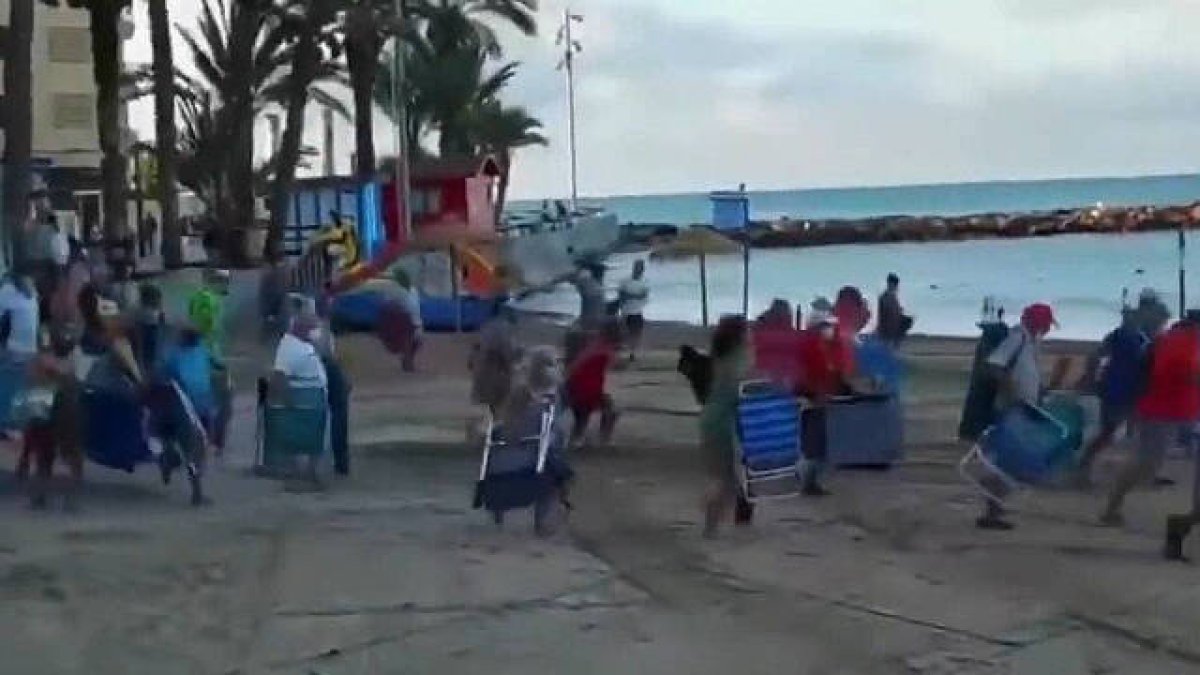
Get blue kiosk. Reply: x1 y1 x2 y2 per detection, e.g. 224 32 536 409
708 186 752 319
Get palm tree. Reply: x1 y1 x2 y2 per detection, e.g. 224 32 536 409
42 0 133 259
414 0 538 57
179 0 287 261
378 7 518 157
3 0 35 265
341 0 406 183
468 101 546 224
146 0 181 267
261 0 344 262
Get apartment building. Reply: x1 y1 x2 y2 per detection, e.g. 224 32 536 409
0 0 103 170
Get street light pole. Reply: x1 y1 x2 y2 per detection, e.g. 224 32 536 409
557 9 583 212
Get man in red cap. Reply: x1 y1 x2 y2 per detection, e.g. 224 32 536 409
975 302 1057 530
1102 310 1200 533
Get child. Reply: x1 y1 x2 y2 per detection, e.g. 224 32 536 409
565 319 623 449
23 335 82 510
157 327 216 503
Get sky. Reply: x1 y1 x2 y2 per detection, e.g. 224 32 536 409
125 0 1200 200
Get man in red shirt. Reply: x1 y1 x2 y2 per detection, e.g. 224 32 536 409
566 320 622 449
753 299 802 393
1102 311 1200 526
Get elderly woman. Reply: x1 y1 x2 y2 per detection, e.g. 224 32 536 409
471 304 522 414
272 313 329 488
498 346 573 535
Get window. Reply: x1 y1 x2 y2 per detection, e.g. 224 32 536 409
52 93 92 129
48 27 91 64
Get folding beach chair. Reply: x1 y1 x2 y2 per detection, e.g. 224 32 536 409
735 380 804 502
255 377 329 477
958 402 1071 503
474 396 562 523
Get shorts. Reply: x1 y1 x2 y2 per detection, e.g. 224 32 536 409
624 314 645 340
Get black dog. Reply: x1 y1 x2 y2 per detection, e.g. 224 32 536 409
676 344 754 524
677 345 713 405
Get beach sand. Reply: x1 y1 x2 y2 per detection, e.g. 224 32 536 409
1 320 1198 673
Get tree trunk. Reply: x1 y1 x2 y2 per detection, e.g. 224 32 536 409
2 0 34 268
148 0 182 268
345 7 380 184
492 153 511 228
226 2 259 265
90 4 127 262
267 33 320 262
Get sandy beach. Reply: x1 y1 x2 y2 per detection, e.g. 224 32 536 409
1 317 1199 674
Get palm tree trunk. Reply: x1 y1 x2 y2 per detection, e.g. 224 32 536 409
345 7 380 182
267 33 320 262
148 0 182 268
492 153 511 228
3 0 34 267
90 3 127 262
226 1 259 264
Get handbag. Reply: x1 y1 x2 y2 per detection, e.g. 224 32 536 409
11 386 56 427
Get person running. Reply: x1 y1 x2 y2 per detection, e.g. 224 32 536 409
377 268 423 372
1101 311 1200 526
565 319 622 449
1075 300 1155 487
975 303 1056 530
700 315 751 538
188 268 231 452
618 260 650 362
23 336 77 510
156 326 217 504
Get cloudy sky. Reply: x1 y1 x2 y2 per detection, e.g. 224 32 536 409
126 0 1200 200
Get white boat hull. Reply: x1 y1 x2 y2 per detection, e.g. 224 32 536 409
499 211 620 287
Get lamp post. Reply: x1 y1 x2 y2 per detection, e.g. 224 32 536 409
557 10 583 212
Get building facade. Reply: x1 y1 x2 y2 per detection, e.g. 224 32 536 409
0 0 103 170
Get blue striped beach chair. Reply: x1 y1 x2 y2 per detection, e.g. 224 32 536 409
958 403 1071 503
735 380 804 502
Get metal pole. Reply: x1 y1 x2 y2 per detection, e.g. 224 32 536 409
562 9 580 212
1179 223 1187 317
699 251 709 327
742 243 749 317
391 1 413 242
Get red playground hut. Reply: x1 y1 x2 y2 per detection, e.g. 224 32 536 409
381 155 503 246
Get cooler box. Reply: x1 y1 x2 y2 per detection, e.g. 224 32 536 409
826 393 904 467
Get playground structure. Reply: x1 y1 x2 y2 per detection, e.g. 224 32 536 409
283 156 504 293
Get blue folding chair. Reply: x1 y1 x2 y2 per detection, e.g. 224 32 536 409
959 403 1071 503
735 380 804 502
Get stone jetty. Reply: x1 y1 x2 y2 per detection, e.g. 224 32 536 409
624 202 1200 253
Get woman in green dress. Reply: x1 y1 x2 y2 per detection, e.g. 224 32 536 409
700 315 751 538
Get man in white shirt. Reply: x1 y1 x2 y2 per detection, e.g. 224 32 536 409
273 315 327 389
618 260 650 362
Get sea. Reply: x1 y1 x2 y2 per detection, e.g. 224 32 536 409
509 173 1200 341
